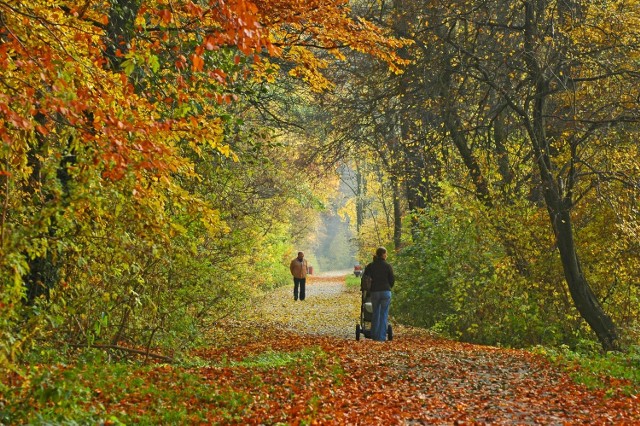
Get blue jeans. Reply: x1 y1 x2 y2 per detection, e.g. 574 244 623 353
293 277 306 300
370 290 391 341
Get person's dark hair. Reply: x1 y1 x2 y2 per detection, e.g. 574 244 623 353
375 247 387 257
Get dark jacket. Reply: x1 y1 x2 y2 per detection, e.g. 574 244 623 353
364 257 395 292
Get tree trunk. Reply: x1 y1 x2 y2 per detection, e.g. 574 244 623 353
532 80 619 351
443 109 493 208
356 161 365 233
433 28 494 209
392 176 402 250
551 207 619 350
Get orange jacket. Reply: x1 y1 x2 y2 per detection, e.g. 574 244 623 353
289 257 308 279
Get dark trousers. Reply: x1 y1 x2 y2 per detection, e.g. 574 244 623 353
293 277 306 300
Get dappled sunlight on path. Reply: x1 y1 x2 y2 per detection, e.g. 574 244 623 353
253 270 361 339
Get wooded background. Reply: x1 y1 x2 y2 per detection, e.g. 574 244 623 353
1 0 639 377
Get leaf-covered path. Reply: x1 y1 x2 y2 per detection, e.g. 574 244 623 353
252 270 361 338
198 271 640 424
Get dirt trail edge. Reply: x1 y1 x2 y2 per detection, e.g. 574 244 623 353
207 271 639 425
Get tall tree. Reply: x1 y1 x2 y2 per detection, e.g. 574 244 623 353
331 0 640 349
426 0 640 349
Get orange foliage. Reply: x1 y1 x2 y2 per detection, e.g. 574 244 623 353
0 0 406 182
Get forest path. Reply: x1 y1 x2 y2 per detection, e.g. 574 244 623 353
209 271 640 424
10 271 638 424
252 270 361 339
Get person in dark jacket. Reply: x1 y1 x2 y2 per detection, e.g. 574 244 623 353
363 247 395 341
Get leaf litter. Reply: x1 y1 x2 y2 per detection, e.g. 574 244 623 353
25 271 634 424
187 271 640 424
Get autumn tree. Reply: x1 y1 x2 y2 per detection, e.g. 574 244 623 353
0 0 406 373
323 0 640 350
443 0 640 350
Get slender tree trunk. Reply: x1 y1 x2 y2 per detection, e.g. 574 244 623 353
432 25 494 209
442 109 493 208
532 114 619 350
24 114 57 304
551 207 619 350
356 161 365 233
392 176 402 250
493 109 514 189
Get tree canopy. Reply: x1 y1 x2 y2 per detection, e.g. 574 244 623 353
316 0 640 351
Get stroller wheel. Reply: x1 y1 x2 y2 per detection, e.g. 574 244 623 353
356 324 361 341
387 324 393 341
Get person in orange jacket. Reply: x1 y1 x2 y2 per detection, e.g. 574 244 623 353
289 251 309 301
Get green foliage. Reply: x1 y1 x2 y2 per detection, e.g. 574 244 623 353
392 191 640 349
393 206 503 340
344 274 361 289
229 346 326 369
393 198 573 348
377 128 640 350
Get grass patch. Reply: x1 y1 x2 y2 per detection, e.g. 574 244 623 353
535 344 640 396
1 345 338 425
231 346 323 369
345 274 362 289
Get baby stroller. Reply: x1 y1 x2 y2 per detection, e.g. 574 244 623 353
355 288 392 341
